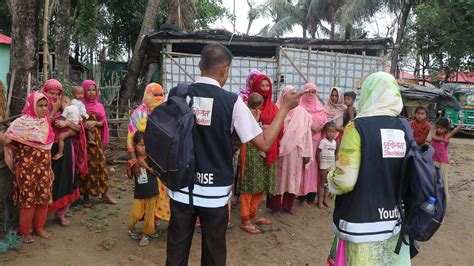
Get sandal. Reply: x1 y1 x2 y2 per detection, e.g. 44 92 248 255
139 236 150 246
23 234 35 244
101 194 117 205
239 224 261 234
83 200 92 208
254 217 272 225
55 217 70 227
35 229 51 239
128 230 141 240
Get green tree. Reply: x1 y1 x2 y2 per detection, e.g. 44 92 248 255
0 2 12 35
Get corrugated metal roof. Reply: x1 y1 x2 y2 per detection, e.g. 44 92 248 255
0 34 11 45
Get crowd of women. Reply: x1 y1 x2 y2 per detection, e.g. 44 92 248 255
0 79 115 243
0 69 456 264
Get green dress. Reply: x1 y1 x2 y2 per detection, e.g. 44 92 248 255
237 143 276 196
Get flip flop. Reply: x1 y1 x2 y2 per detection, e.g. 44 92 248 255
55 217 70 227
239 224 261 234
35 230 51 239
128 230 141 240
83 200 92 208
139 236 150 246
101 195 117 205
254 217 272 225
23 235 35 244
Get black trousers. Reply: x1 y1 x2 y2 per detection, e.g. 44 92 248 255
166 199 228 266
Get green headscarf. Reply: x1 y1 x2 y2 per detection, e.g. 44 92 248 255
356 72 403 119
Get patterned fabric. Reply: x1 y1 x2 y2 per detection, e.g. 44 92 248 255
238 70 261 101
82 80 110 145
356 72 403 119
13 143 53 208
410 119 431 145
156 180 170 221
127 83 164 152
237 143 277 196
79 114 109 196
250 74 282 166
329 235 411 265
5 92 55 151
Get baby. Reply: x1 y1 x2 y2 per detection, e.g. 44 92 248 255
247 92 266 158
52 96 81 160
71 86 95 145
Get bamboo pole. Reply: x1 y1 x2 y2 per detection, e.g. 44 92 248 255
27 72 31 96
6 70 15 119
42 0 50 80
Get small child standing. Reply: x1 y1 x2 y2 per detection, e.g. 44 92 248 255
71 86 94 145
410 106 432 145
317 122 338 209
342 91 357 129
428 117 462 200
52 96 81 160
127 132 159 246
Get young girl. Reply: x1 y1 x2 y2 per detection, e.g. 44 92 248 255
317 122 338 209
127 132 159 246
2 92 55 243
428 117 462 200
410 106 431 145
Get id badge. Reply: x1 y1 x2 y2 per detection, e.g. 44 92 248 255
137 168 149 184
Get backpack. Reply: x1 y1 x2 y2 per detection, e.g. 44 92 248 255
395 118 447 258
144 83 196 204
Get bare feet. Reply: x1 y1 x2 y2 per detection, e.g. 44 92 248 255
299 201 310 207
55 217 70 227
323 199 331 208
52 153 64 160
139 236 150 246
102 194 117 205
282 208 296 215
272 211 281 218
83 195 92 208
35 229 51 239
88 140 96 146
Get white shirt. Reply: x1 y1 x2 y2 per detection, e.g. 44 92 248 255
61 105 81 125
168 76 262 208
319 138 337 170
71 99 89 119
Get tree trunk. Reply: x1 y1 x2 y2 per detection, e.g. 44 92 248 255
330 0 337 39
118 0 161 116
390 1 412 77
55 0 71 81
42 0 50 80
9 0 41 116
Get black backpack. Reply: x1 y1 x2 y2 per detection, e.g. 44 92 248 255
395 118 447 257
144 84 196 204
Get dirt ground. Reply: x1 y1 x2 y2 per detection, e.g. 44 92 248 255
2 137 473 265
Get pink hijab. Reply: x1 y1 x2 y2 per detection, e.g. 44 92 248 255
82 80 109 145
300 83 328 140
324 87 346 128
5 92 55 150
277 86 313 156
239 70 261 101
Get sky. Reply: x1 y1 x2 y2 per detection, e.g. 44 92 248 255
210 0 398 39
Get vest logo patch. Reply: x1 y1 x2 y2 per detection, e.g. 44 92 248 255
192 97 214 126
380 129 406 158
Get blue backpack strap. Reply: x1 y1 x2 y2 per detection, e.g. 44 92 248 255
399 118 418 148
169 83 189 98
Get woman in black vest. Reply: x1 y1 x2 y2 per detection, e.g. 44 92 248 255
327 72 411 265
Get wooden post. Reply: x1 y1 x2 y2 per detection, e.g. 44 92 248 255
42 0 50 80
6 70 16 119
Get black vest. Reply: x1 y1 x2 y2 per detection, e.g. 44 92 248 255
333 116 411 243
188 83 237 188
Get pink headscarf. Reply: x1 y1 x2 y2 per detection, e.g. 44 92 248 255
324 87 346 128
5 92 55 150
239 70 261 101
300 83 328 140
277 86 313 156
41 79 63 113
82 80 109 145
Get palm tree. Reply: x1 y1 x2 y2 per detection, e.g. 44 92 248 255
259 0 326 38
